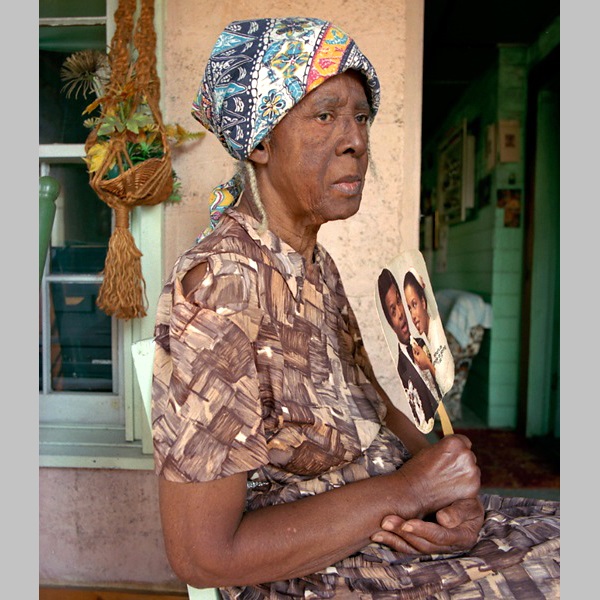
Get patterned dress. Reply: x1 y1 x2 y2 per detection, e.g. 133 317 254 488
152 210 560 599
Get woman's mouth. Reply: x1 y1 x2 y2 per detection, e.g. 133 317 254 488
332 177 362 195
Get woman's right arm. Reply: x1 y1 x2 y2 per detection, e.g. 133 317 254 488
158 433 480 590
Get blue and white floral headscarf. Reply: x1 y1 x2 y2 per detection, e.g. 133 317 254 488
192 17 380 240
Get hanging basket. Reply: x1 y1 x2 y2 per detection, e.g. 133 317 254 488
97 156 173 206
86 128 173 321
87 0 172 320
86 128 173 210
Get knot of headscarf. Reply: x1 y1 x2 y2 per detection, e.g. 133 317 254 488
192 16 381 241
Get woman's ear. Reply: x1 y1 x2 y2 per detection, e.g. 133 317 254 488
249 140 269 165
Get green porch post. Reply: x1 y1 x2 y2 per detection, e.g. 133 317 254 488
39 176 60 285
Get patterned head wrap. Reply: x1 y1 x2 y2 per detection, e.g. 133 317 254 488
192 17 381 240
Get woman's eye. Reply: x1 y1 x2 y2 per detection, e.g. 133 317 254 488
316 112 332 122
356 114 369 124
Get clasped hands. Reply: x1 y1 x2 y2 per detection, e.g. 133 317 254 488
372 434 485 555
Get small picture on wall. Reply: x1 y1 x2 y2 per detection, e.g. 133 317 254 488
437 119 474 225
504 194 521 228
497 189 521 227
497 188 519 208
498 119 521 163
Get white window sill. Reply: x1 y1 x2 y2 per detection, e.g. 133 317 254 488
39 425 154 470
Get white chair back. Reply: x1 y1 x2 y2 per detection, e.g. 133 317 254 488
131 339 221 600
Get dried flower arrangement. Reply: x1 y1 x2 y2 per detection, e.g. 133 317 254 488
60 49 204 204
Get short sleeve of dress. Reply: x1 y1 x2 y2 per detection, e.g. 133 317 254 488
152 256 269 483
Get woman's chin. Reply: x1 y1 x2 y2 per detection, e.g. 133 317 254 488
323 198 362 223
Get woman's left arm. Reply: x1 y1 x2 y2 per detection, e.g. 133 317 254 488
357 337 484 554
345 298 484 554
371 388 484 554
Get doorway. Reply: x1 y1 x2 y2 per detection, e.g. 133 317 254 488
519 46 560 439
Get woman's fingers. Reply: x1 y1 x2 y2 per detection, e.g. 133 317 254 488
370 502 484 555
370 530 422 554
436 497 484 529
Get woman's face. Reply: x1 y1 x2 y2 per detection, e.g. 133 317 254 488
404 283 429 335
259 70 371 226
384 284 410 345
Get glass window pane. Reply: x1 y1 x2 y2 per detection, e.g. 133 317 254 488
40 48 105 144
45 281 113 392
39 0 107 19
48 163 111 274
39 25 107 53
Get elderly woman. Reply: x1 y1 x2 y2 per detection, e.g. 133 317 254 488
152 17 559 599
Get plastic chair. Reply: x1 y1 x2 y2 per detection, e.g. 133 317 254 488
131 338 221 600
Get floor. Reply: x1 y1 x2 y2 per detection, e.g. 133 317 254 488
427 405 560 502
39 588 187 599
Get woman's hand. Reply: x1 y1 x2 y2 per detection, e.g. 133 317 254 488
390 433 481 519
371 497 485 555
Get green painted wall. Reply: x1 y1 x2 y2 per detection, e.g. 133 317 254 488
421 19 559 429
525 82 560 437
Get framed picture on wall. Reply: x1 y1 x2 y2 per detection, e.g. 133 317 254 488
437 119 475 225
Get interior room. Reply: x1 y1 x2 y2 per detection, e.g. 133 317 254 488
418 0 559 500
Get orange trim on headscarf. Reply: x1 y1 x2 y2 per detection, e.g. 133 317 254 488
306 25 352 93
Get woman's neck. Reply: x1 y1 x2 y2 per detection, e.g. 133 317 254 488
237 191 319 265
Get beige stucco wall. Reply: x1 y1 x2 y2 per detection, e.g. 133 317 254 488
39 0 423 591
39 468 179 591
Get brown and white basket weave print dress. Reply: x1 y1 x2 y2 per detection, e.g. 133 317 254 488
152 209 559 599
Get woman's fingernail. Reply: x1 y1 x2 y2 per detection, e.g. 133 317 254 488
401 523 414 533
372 534 383 543
382 519 394 530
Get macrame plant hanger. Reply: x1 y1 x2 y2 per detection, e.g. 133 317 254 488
85 0 172 320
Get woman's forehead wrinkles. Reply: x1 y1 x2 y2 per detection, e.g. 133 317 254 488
308 94 370 109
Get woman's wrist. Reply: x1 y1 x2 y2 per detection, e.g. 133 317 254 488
378 468 427 522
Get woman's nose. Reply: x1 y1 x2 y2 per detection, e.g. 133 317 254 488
337 117 368 156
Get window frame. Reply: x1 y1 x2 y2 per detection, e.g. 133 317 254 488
39 0 164 469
